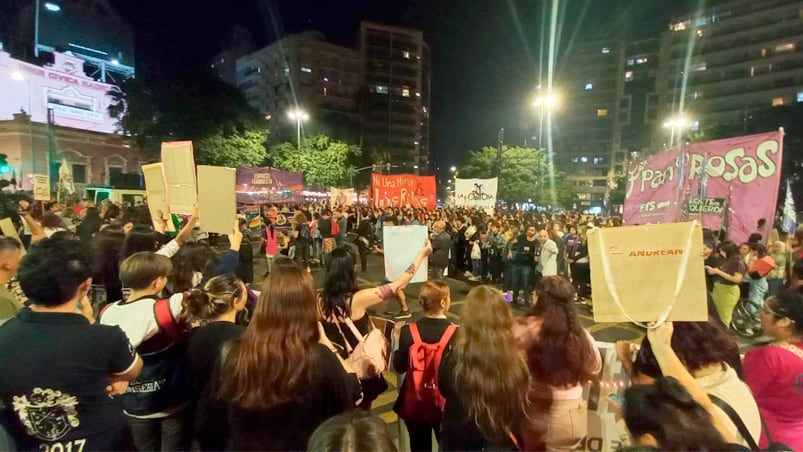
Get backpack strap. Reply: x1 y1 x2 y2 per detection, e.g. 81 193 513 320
708 394 759 450
153 298 183 342
408 323 422 345
437 324 458 348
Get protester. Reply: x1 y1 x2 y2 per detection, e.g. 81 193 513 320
513 276 601 450
429 220 451 280
0 238 23 320
509 225 539 305
537 229 559 277
617 315 760 446
219 267 361 450
307 411 397 452
743 290 803 450
0 238 143 451
707 240 747 327
392 280 456 452
184 275 248 451
99 252 194 451
320 241 432 408
438 285 529 450
767 240 787 296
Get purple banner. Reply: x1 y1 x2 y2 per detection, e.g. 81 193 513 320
236 167 305 204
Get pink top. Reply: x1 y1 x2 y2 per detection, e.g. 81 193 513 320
743 341 803 450
263 225 279 256
512 316 601 400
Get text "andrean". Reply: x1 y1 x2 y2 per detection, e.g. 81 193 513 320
628 249 684 257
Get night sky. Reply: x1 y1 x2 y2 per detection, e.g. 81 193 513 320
10 0 696 179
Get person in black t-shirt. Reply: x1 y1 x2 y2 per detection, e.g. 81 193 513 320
509 225 540 305
0 238 142 451
393 280 457 452
184 274 248 451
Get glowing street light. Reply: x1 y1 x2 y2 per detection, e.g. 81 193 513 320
663 115 693 148
287 109 309 151
450 166 456 172
9 71 31 114
44 2 61 12
532 93 559 108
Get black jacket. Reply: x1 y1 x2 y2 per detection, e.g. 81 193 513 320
430 231 451 267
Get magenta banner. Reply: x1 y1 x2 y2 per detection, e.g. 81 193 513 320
235 167 305 204
624 131 784 244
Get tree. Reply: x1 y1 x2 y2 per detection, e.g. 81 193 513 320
270 135 359 188
459 145 576 207
195 130 268 167
108 69 266 158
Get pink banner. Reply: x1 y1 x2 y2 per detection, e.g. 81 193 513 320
624 131 784 244
371 173 437 210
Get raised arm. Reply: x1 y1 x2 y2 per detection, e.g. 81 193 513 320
647 322 737 444
18 200 46 244
350 240 432 319
174 204 199 245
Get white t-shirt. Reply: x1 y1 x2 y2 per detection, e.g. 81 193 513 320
99 293 184 348
697 365 762 447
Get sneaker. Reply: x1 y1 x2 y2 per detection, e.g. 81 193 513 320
467 275 480 281
394 310 412 320
464 271 473 277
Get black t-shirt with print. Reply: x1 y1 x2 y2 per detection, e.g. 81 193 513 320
0 309 137 451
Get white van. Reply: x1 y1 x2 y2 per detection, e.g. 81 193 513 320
84 185 146 205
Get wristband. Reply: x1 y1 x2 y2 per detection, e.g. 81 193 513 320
405 264 417 276
378 283 396 301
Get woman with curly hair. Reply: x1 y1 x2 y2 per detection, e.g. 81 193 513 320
513 276 601 450
617 315 760 447
438 285 529 450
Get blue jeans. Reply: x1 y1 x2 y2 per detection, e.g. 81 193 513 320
472 258 481 277
746 276 768 322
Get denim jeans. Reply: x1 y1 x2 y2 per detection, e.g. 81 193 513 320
511 265 534 302
472 258 482 277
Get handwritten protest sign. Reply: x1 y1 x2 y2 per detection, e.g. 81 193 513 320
141 163 175 232
588 222 707 323
32 174 50 201
371 173 436 210
161 141 197 214
382 226 428 283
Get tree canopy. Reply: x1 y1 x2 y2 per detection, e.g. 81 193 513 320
195 130 268 168
107 70 266 161
458 145 576 207
270 135 359 188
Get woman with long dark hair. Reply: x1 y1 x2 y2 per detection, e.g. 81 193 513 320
219 267 361 450
438 286 529 451
707 240 747 327
513 276 601 450
76 207 102 243
320 240 432 409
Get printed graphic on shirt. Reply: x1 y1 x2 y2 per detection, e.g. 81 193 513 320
12 388 80 441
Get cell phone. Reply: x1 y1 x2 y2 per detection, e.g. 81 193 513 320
607 393 624 406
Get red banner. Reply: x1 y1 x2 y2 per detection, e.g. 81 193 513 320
371 173 437 210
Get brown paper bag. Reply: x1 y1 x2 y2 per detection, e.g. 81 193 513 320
588 222 707 323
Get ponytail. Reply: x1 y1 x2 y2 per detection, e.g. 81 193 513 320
180 275 245 322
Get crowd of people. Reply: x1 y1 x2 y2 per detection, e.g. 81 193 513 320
0 197 799 452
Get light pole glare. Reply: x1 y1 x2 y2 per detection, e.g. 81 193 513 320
450 166 456 172
288 109 309 151
44 2 61 12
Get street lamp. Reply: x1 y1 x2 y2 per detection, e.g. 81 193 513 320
35 1 62 58
450 166 456 172
287 109 309 151
532 92 559 149
663 115 692 148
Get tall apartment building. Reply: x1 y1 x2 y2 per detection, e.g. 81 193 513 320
360 22 430 174
657 0 803 139
620 39 661 154
554 36 626 211
236 31 361 122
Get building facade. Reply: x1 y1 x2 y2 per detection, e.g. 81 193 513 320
236 31 361 122
0 113 143 192
657 0 803 142
620 39 661 155
360 22 430 174
554 36 626 211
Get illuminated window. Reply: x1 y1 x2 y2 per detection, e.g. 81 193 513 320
580 156 588 163
403 51 411 59
415 92 421 97
776 43 795 53
323 87 327 96
773 97 784 106
625 71 633 81
301 67 312 73
601 47 610 54
761 48 767 58
636 57 647 64
670 20 689 31
627 59 634 66
691 62 706 71
585 82 593 90
401 88 411 97
597 109 608 117
376 86 388 94
797 91 803 102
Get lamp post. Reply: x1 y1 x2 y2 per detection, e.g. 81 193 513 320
663 115 692 148
532 93 558 150
287 109 309 151
34 1 62 58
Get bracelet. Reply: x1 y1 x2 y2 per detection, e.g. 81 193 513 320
405 264 417 276
378 283 396 301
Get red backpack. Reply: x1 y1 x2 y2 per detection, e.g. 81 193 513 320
397 323 458 424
